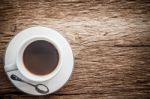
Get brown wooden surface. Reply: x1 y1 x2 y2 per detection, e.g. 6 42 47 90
0 0 150 99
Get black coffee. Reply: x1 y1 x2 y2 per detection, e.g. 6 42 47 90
23 40 59 75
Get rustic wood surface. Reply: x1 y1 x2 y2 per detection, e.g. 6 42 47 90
0 0 150 98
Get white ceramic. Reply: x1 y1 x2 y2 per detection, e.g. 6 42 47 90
4 26 74 95
5 35 62 82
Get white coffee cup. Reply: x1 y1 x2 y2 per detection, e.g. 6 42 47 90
5 35 62 82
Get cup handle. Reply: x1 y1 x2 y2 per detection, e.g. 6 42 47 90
4 64 17 72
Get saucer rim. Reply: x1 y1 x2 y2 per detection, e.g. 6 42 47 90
4 26 74 95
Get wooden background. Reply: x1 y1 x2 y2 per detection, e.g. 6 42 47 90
0 0 150 98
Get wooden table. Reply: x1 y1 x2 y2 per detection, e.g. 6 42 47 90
0 0 150 98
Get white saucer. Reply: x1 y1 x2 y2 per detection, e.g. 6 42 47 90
4 26 74 95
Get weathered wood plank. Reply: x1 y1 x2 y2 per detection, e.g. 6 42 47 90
1 94 150 99
0 94 104 99
0 47 150 98
0 0 150 46
0 0 150 98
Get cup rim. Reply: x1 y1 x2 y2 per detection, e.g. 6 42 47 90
16 35 62 82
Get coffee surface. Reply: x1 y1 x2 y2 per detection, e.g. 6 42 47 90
23 40 59 75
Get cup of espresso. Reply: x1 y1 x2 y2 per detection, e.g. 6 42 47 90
5 35 62 82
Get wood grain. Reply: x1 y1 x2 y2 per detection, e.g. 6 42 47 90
0 0 150 98
0 94 102 99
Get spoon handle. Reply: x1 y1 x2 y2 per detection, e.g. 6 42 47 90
11 74 24 82
10 74 35 86
10 74 49 94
